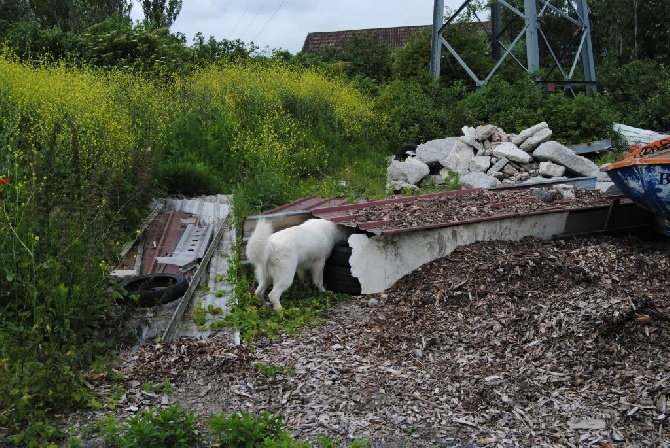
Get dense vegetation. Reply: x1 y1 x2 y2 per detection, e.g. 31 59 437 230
1 0 669 445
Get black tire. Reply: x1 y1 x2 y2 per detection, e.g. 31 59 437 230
117 273 189 307
324 263 361 295
327 244 353 266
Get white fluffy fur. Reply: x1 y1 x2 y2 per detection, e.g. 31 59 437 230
246 218 351 310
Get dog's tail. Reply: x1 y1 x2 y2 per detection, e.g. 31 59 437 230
245 218 274 266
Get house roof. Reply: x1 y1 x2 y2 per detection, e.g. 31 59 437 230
301 25 431 53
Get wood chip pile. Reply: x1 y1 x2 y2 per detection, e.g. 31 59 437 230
91 232 670 447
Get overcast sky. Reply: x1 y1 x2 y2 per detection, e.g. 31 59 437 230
130 0 466 54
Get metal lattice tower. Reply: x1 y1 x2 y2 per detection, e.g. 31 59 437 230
430 0 597 93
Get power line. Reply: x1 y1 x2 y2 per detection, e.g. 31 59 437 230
240 0 269 39
229 0 255 38
252 0 286 43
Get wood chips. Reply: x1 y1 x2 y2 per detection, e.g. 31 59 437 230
88 232 670 448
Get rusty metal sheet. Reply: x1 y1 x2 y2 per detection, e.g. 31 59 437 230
249 187 647 238
260 196 351 215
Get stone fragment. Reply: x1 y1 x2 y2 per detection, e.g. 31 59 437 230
520 127 553 152
502 164 519 176
475 124 497 141
553 184 576 199
459 135 485 154
469 155 492 173
459 172 500 189
416 137 460 165
530 188 560 202
512 122 549 146
533 141 600 177
487 157 509 175
421 175 445 186
386 180 420 193
441 141 475 175
386 158 430 185
539 161 566 178
492 142 531 163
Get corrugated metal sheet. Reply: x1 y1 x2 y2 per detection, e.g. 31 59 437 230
240 189 651 265
260 196 352 215
247 189 611 236
310 188 629 235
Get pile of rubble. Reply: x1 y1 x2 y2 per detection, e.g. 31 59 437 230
387 122 616 193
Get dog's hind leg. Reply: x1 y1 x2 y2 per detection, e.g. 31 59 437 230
254 266 270 306
267 278 291 310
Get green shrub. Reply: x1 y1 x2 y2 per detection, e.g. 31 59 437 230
0 55 155 441
598 59 670 132
118 405 200 448
208 411 308 447
449 75 545 133
540 91 620 144
157 161 223 196
158 61 383 211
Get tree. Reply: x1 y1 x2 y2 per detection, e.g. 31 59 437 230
23 0 131 31
589 0 670 63
141 0 182 29
0 0 33 24
340 31 393 82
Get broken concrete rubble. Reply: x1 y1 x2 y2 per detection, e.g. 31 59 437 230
533 140 600 177
387 122 616 193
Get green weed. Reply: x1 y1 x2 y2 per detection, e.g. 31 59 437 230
208 411 308 447
315 434 339 448
119 405 200 448
224 281 350 343
193 303 208 326
253 362 297 378
142 378 173 396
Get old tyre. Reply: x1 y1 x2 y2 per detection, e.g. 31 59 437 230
324 244 361 295
117 273 189 307
327 244 352 265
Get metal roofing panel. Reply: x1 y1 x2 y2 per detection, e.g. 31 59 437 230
260 196 351 215
310 188 622 235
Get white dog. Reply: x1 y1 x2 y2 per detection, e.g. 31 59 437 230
246 218 351 310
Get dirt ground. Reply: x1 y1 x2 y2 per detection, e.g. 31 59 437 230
64 188 670 447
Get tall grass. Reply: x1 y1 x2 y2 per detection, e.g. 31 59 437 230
0 55 391 444
0 56 161 441
157 61 386 210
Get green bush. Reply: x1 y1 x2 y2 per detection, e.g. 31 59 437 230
157 161 223 196
540 91 620 144
449 75 545 133
0 55 156 440
208 411 309 447
157 61 384 211
113 405 200 448
599 59 670 132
